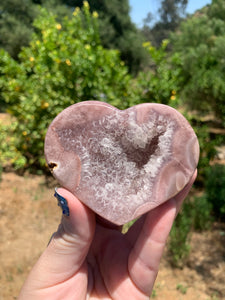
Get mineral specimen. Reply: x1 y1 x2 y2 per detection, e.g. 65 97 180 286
44 101 199 225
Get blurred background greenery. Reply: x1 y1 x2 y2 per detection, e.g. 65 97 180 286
0 0 225 267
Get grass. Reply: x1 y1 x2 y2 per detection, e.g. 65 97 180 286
176 283 188 294
151 288 157 298
122 218 137 233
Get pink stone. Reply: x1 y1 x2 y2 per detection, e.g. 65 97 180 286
44 101 199 225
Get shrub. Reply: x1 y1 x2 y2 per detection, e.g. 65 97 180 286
188 117 218 184
0 50 25 111
168 193 214 267
0 120 26 170
132 40 181 107
171 0 225 125
205 164 225 221
192 195 214 231
168 200 193 267
0 4 136 169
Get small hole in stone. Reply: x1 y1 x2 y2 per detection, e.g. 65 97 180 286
48 162 58 171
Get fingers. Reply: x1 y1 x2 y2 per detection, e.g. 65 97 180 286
173 169 197 216
128 199 177 295
46 188 95 282
24 189 95 289
127 169 197 296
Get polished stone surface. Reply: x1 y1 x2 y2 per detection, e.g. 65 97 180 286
44 101 199 225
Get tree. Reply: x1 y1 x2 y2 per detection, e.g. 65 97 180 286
0 4 137 169
142 0 188 47
133 40 181 106
170 0 225 125
0 0 38 58
0 0 147 73
0 0 71 59
159 0 187 29
60 0 148 73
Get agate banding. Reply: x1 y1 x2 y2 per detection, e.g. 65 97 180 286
44 101 199 225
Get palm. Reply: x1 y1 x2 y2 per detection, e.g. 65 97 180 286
82 193 179 300
87 218 152 299
18 171 196 300
82 174 196 299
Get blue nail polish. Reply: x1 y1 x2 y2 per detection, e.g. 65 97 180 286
54 188 70 216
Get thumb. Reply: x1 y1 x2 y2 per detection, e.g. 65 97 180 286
49 188 95 272
25 188 95 289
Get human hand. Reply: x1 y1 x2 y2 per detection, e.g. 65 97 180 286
18 170 197 300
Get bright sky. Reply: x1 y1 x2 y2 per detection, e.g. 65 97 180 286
129 0 212 27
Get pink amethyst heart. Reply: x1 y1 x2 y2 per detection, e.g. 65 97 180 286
44 101 199 225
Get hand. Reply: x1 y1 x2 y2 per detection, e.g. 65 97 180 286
18 170 197 300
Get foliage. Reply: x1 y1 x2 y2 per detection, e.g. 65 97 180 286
0 0 74 59
158 0 188 26
133 40 181 106
0 50 26 110
171 0 225 125
142 0 188 47
191 195 213 231
169 200 192 267
122 219 137 234
151 289 157 298
169 194 213 267
0 0 148 73
176 283 188 295
205 164 225 221
0 4 135 169
185 115 218 183
0 121 26 170
35 0 72 18
195 126 217 180
0 0 38 59
62 0 148 73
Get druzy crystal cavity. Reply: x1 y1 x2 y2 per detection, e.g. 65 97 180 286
45 101 199 225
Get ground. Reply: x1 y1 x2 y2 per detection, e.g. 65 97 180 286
0 171 225 300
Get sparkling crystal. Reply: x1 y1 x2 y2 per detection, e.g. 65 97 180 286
44 101 199 225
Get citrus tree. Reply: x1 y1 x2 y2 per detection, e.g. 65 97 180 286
0 2 134 169
132 40 181 107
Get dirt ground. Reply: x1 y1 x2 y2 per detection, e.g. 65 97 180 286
0 171 225 300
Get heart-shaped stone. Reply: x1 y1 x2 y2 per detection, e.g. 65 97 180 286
44 101 199 225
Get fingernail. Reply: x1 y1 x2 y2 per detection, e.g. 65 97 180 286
54 188 70 216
